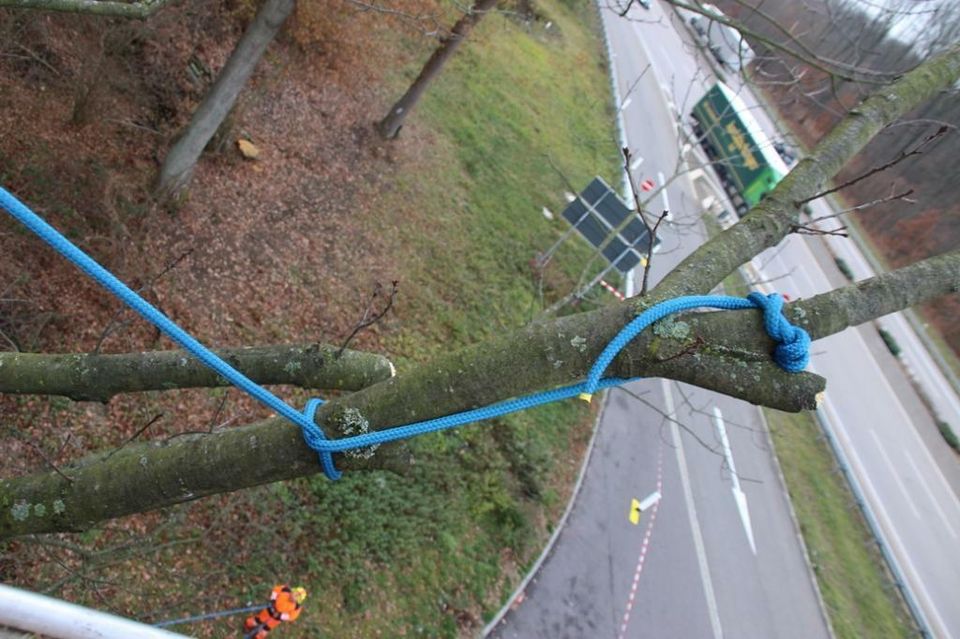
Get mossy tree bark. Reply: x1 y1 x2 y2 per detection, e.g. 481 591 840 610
2 251 957 538
154 0 295 199
376 0 499 139
0 344 395 402
0 0 171 18
0 44 958 539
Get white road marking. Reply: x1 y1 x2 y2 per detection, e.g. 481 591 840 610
638 490 662 512
630 155 645 170
902 449 959 540
662 380 724 639
657 171 673 220
712 406 757 555
868 428 922 520
620 97 633 111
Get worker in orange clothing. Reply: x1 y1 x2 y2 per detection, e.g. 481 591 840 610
244 585 307 639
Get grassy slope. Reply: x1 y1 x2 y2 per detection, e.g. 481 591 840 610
765 410 915 638
229 4 623 638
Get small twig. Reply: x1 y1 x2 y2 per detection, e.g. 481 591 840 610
345 0 446 38
0 325 18 351
641 210 669 296
793 225 849 237
104 413 163 459
805 187 915 222
208 393 229 433
622 146 667 296
24 441 74 484
92 249 193 354
337 281 399 358
614 385 721 456
795 126 947 206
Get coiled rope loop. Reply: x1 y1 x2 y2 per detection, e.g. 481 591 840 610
1 186 810 482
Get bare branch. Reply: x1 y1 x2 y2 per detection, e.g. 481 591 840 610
795 126 948 206
337 281 399 358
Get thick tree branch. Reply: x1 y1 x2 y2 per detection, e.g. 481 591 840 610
0 0 170 18
3 250 957 538
0 344 395 402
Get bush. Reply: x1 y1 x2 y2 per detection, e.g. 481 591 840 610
835 257 854 281
878 328 901 357
938 421 960 452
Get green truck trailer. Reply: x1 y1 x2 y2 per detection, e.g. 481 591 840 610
690 82 790 215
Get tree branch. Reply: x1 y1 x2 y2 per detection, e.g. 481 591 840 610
2 250 957 538
0 344 395 402
0 0 171 18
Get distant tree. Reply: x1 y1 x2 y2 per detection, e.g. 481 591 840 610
154 0 295 199
377 0 498 139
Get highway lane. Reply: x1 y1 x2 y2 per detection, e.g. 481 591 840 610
648 2 960 632
750 234 960 637
489 4 832 636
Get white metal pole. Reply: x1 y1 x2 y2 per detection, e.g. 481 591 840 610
0 584 189 639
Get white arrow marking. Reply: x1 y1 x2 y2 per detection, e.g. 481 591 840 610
638 490 662 512
657 171 673 221
713 406 756 555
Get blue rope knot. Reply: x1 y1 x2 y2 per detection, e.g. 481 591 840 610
747 292 811 373
302 399 341 480
0 185 814 483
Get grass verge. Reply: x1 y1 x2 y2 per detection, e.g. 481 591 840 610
765 409 916 638
241 3 623 638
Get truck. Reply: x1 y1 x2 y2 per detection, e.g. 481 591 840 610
690 8 755 72
690 82 791 215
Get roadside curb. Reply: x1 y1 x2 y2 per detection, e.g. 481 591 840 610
480 391 612 637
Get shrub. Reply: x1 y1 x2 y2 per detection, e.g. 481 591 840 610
835 257 854 281
938 421 960 452
878 328 901 357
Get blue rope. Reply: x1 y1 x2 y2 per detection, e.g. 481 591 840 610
1 186 810 481
153 604 262 628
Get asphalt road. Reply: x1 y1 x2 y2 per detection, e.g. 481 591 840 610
490 1 960 637
488 5 832 637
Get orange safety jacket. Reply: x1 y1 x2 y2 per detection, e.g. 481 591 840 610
244 586 302 636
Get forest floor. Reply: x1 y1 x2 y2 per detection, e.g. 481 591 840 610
0 1 622 636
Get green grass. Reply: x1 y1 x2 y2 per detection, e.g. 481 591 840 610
263 3 622 637
765 409 916 638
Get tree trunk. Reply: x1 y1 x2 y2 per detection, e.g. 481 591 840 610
154 0 295 199
377 0 498 139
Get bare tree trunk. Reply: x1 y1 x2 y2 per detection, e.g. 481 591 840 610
154 0 295 199
377 0 498 139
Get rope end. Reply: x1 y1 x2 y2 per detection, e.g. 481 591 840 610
578 392 593 403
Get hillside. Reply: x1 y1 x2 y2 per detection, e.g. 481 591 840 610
0 1 623 635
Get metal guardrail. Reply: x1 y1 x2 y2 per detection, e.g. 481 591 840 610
811 406 933 638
